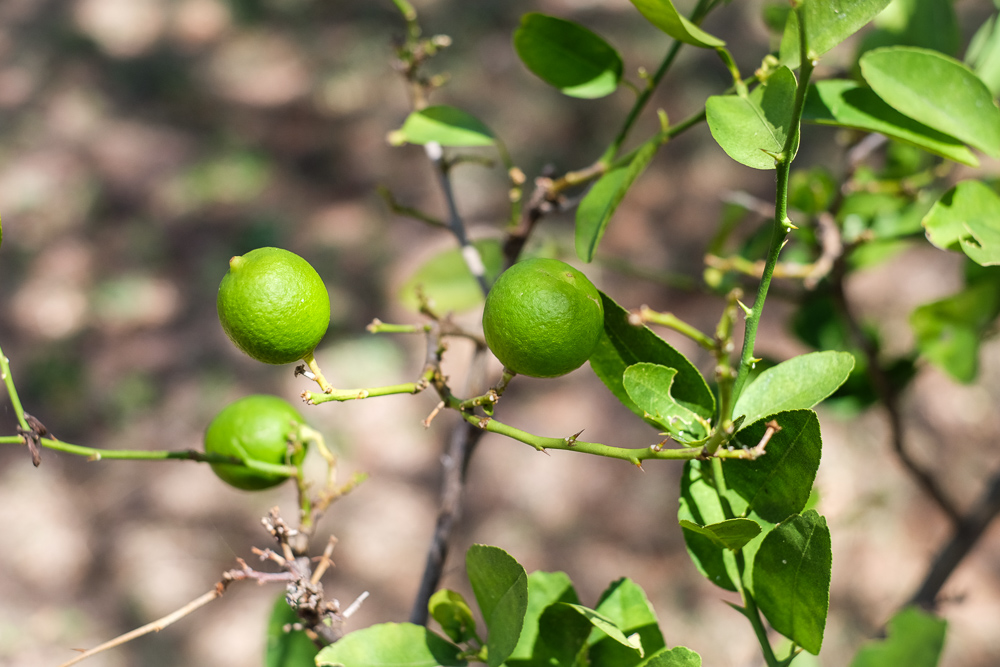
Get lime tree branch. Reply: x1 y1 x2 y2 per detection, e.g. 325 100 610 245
721 5 816 442
461 413 766 465
2 435 298 477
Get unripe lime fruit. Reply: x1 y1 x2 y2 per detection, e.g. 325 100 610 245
204 394 306 491
217 247 330 365
482 258 604 378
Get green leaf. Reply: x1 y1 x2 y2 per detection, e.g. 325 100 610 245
398 239 503 313
966 15 1000 97
589 292 715 425
565 604 643 656
860 47 1000 158
390 105 495 147
724 410 823 524
856 0 960 58
733 351 855 429
315 623 466 666
510 603 592 667
752 511 832 655
923 181 1000 251
623 364 710 442
849 606 948 667
780 0 894 69
576 139 659 262
678 518 761 551
802 80 979 166
265 595 319 667
678 460 742 592
429 589 478 645
910 279 1000 383
963 218 1000 266
508 571 580 663
641 647 702 667
627 0 724 48
922 181 1000 267
588 578 666 667
706 66 798 170
466 544 529 667
513 13 623 99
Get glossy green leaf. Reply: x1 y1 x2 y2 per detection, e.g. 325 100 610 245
513 13 623 99
315 623 466 667
628 0 724 48
963 218 1000 266
849 606 947 667
678 518 761 551
588 578 666 667
623 364 710 442
802 80 979 166
678 460 742 591
398 239 503 313
265 595 319 667
856 0 960 58
780 0 894 69
733 351 855 429
752 511 832 655
565 604 643 656
576 138 659 262
966 15 1000 97
706 67 798 170
910 279 1000 383
589 292 715 424
860 47 1000 158
923 181 1000 253
724 410 822 524
389 105 495 147
507 571 580 663
429 589 478 645
466 544 529 667
510 602 592 667
641 647 702 667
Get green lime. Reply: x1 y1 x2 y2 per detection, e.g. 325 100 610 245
482 258 604 378
204 394 307 490
217 247 330 365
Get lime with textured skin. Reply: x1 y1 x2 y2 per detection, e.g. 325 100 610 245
204 395 306 490
218 247 330 365
483 258 604 378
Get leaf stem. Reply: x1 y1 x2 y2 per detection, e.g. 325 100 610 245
601 0 718 163
461 413 765 464
303 381 427 405
0 345 30 432
23 437 298 476
721 5 815 436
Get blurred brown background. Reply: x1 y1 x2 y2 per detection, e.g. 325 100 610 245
1 0 999 665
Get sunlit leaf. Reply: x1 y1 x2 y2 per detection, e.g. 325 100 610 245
628 0 724 48
514 13 623 99
753 511 832 655
780 0 894 69
315 623 466 666
390 105 496 147
802 80 979 166
706 67 798 170
860 47 1000 158
733 351 855 429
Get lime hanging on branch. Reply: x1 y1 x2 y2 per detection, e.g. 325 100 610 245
204 394 307 491
217 247 331 365
482 258 604 378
